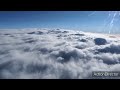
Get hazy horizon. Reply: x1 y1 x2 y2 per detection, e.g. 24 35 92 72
0 11 120 34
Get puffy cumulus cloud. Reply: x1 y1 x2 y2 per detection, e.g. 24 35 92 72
0 28 120 79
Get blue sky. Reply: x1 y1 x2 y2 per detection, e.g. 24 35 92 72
0 11 119 33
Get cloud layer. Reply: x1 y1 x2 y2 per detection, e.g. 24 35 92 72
0 28 120 79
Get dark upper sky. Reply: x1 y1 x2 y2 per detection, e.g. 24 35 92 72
0 11 119 33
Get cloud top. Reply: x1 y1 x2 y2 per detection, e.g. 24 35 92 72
0 28 120 79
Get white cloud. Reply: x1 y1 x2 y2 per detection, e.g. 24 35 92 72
0 28 120 79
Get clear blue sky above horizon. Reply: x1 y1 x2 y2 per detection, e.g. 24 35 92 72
0 11 119 33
